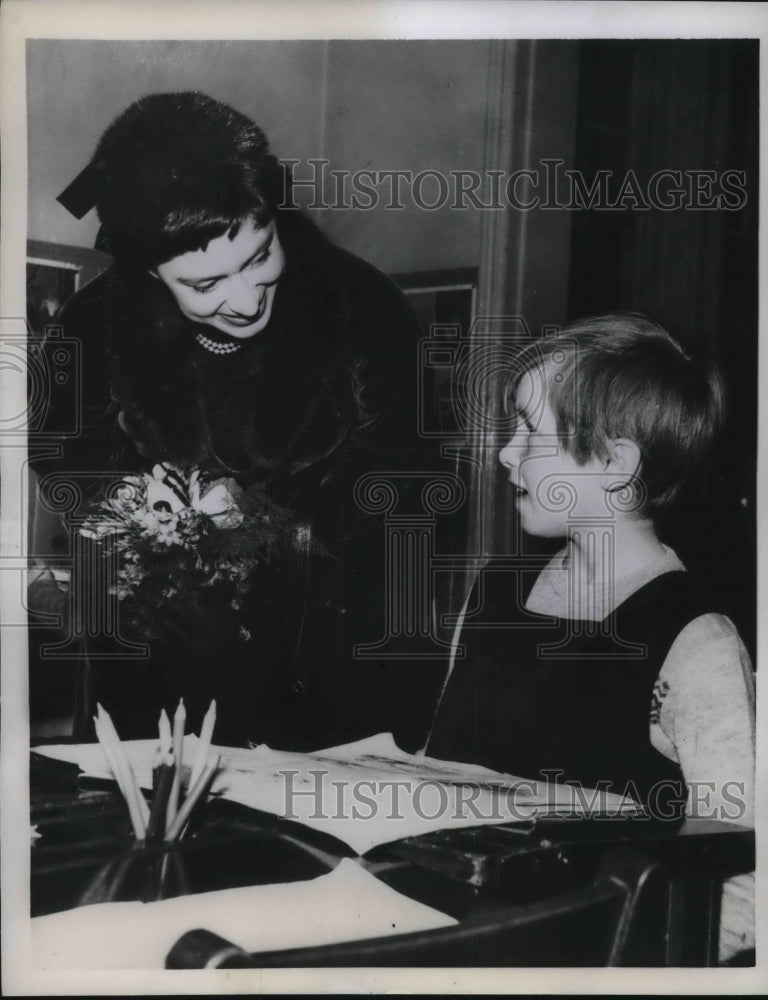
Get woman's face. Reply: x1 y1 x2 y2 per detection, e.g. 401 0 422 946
155 217 285 339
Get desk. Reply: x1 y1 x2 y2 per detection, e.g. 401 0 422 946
30 750 754 968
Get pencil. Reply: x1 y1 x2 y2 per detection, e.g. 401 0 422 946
188 699 217 790
166 698 186 832
95 705 146 840
97 704 150 831
158 709 172 757
93 715 127 799
145 750 175 844
98 704 150 830
164 755 219 843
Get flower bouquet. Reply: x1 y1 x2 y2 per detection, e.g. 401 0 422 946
79 463 300 650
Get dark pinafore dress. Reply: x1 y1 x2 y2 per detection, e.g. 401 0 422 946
427 563 717 818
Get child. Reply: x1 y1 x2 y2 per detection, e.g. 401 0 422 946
426 314 755 961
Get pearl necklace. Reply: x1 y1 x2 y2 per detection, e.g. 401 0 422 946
195 331 243 355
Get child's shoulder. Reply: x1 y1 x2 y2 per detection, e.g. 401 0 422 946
661 610 754 699
526 544 697 620
525 547 569 613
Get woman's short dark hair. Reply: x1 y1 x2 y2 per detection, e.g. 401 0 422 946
89 92 283 266
508 313 726 510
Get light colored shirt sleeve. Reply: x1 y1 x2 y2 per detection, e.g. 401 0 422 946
650 613 755 961
651 613 755 824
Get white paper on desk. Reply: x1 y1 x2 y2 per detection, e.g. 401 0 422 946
30 857 457 969
36 737 196 788
218 734 640 853
35 733 640 855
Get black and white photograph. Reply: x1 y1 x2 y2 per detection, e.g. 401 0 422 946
1 1 763 994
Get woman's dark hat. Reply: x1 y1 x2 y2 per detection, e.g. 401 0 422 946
55 92 283 262
57 160 98 219
57 164 113 252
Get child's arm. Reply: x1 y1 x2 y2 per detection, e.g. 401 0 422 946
651 612 754 825
651 612 755 962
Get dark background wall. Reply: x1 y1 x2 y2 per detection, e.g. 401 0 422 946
567 40 758 656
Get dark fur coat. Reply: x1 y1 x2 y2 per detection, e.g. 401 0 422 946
33 213 444 748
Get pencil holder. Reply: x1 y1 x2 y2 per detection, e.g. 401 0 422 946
76 840 191 906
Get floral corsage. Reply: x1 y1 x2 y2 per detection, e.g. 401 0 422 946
79 463 297 646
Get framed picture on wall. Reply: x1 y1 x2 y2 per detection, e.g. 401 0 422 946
26 239 112 338
392 267 478 442
392 268 479 581
26 257 78 339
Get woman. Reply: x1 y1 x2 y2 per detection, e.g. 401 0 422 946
34 92 441 748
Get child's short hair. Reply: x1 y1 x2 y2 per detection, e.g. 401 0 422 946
509 313 726 510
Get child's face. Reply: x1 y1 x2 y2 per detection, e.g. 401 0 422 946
499 364 606 537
